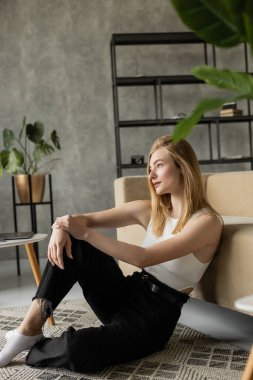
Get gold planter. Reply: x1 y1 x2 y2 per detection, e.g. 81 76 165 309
15 174 45 203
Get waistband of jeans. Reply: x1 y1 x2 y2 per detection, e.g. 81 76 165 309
141 270 189 307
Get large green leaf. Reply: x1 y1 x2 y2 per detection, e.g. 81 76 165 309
3 129 15 149
171 0 242 47
173 96 235 142
244 0 253 53
221 0 246 38
26 121 45 143
192 66 253 97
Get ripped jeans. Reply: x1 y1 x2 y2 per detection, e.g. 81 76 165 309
26 237 187 373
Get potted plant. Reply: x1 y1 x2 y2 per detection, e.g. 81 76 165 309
0 117 61 203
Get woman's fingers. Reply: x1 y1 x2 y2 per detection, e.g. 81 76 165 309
65 235 73 259
47 228 72 269
48 246 55 266
48 243 64 269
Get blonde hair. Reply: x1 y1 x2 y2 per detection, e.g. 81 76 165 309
147 135 219 236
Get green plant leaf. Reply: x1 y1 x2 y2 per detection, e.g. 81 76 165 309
244 0 253 53
192 66 253 97
51 130 61 150
33 140 55 162
3 129 15 149
4 148 24 174
0 150 10 168
26 121 45 143
0 152 4 176
173 96 235 142
221 0 247 38
171 0 242 47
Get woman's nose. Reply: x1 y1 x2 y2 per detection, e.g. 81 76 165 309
149 169 156 179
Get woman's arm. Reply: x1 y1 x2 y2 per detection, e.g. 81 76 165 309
52 212 222 269
67 199 151 229
48 200 151 269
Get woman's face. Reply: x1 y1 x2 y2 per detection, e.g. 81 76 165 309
149 147 182 195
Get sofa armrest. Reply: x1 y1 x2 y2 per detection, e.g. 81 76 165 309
192 223 253 312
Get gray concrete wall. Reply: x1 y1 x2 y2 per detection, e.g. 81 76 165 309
0 0 252 260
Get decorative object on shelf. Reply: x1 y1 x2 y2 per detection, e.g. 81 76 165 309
219 102 243 117
0 117 61 203
171 0 253 142
131 155 144 165
171 112 186 120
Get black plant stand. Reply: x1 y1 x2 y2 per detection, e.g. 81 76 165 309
11 174 54 276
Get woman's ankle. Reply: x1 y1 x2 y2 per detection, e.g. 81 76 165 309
18 326 43 337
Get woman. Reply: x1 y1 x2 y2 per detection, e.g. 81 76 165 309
0 135 222 373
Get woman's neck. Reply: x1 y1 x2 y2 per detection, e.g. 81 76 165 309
170 194 184 219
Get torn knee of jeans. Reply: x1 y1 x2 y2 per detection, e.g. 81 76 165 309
32 297 54 319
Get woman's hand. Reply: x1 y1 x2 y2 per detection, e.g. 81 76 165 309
48 228 72 269
52 214 88 240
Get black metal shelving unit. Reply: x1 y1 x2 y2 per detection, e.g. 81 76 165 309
110 32 253 177
11 174 54 275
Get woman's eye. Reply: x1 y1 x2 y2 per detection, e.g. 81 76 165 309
157 163 163 168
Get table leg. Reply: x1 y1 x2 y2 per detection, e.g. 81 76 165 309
242 345 253 380
25 243 55 326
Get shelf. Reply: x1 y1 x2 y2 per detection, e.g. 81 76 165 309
115 75 203 86
121 157 253 169
111 32 253 177
111 32 204 45
199 157 253 165
118 115 253 128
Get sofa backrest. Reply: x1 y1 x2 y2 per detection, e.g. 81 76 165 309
114 171 253 213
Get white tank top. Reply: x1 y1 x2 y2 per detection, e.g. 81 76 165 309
142 211 211 291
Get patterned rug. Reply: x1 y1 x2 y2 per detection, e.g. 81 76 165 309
0 299 247 380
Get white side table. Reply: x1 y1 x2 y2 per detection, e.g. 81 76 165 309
235 295 253 380
0 234 54 325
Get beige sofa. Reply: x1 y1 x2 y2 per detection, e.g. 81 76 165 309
114 171 253 313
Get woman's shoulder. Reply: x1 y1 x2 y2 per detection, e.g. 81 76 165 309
186 208 223 238
190 208 222 223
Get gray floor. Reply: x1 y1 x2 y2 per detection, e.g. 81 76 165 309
1 259 252 352
0 258 83 307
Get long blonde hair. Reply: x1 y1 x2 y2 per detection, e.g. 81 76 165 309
147 135 219 235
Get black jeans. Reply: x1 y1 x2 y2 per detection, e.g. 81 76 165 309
26 237 188 373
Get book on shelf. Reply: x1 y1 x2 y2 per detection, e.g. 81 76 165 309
219 108 243 117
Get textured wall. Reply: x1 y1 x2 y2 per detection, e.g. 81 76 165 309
0 0 252 260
